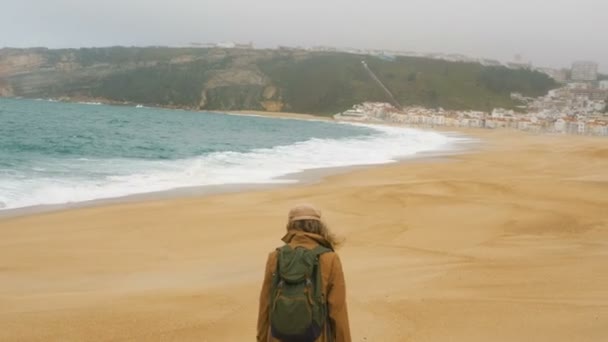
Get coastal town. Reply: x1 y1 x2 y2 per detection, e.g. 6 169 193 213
335 61 608 136
196 41 608 136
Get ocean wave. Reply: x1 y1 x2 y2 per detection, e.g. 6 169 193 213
0 124 461 210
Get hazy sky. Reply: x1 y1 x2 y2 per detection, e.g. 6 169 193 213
1 0 606 71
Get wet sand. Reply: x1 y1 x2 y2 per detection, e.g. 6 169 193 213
1 129 607 341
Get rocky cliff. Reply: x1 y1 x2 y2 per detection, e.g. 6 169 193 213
0 47 556 114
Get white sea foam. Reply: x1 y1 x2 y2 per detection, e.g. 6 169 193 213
0 124 464 210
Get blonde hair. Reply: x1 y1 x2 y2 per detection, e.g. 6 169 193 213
286 219 341 250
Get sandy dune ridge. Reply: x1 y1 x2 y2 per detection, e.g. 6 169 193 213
1 128 607 341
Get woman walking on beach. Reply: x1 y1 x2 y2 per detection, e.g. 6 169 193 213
257 204 351 342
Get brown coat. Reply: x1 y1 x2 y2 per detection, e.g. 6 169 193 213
256 231 351 342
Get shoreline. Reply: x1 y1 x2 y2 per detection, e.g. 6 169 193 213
0 123 474 220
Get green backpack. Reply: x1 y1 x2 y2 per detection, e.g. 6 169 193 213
270 244 332 342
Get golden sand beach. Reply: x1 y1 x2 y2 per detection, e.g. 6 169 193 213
1 126 607 341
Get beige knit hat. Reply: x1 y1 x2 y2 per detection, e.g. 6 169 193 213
288 204 322 222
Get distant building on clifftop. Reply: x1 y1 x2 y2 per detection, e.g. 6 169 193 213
571 61 598 81
506 54 532 70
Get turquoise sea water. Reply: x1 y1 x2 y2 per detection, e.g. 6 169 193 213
0 98 452 210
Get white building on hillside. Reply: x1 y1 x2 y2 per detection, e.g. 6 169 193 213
491 108 515 118
554 119 566 133
571 61 598 81
567 82 590 90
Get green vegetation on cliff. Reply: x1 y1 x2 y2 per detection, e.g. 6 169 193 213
1 47 557 115
259 54 556 113
93 59 224 106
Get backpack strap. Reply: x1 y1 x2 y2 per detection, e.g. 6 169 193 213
274 245 291 282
